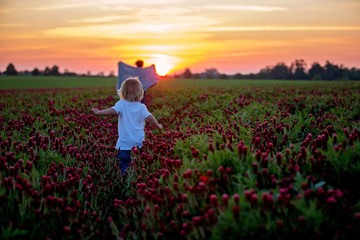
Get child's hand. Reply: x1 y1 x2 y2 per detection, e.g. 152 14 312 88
91 108 100 115
158 124 163 131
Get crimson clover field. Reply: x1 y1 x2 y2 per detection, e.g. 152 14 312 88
1 79 360 239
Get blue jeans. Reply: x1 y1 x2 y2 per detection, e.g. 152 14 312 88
141 91 146 104
118 150 132 176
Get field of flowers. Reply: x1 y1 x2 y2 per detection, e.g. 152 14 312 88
1 81 360 239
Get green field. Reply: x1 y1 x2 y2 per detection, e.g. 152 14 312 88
0 76 117 89
0 75 358 90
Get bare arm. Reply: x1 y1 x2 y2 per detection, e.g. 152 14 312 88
146 115 163 130
92 108 117 116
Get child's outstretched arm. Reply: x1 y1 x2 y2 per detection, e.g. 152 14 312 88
146 115 163 131
92 108 117 116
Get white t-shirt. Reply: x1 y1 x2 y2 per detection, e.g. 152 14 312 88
111 100 152 150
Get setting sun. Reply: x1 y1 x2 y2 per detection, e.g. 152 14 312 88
148 54 176 76
155 62 172 76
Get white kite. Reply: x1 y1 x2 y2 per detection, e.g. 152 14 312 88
117 61 159 92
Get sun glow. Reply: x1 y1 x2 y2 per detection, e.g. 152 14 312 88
155 62 173 76
148 54 176 76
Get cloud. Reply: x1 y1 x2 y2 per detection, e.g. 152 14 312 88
12 0 182 12
0 23 26 27
67 16 127 23
204 5 288 12
138 6 192 16
124 44 184 53
205 26 360 31
32 4 132 12
46 22 194 37
5 1 133 12
46 14 219 36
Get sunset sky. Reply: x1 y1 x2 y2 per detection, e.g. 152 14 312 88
1 0 359 76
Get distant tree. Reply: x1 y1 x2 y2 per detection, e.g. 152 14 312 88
292 59 307 80
259 63 292 79
184 68 193 78
272 62 292 79
50 65 59 75
44 67 51 75
64 71 78 77
108 71 115 77
308 62 324 80
4 63 18 75
86 71 91 76
348 67 360 80
323 61 342 80
219 74 228 79
248 73 257 79
258 66 272 79
204 68 220 79
32 68 40 76
233 73 243 79
341 68 350 81
193 73 201 79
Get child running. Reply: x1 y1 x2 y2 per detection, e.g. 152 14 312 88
91 77 162 175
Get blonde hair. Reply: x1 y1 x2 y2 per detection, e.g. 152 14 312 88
118 77 144 102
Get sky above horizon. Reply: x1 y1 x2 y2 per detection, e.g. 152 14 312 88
1 0 359 75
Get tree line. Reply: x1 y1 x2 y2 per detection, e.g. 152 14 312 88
1 63 115 77
2 60 360 80
180 59 360 80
